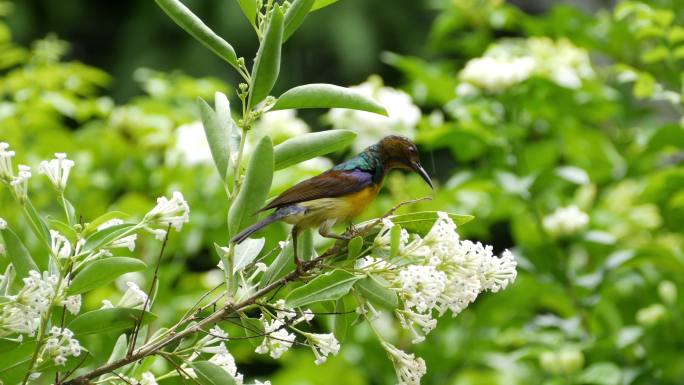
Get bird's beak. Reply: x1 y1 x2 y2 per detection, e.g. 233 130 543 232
411 162 433 190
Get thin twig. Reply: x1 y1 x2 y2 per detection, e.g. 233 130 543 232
128 225 171 356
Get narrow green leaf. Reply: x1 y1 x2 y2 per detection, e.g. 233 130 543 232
240 315 265 347
260 240 294 287
68 257 148 295
47 219 78 244
69 308 156 336
272 83 388 115
311 0 338 11
285 269 361 307
190 361 237 385
0 340 35 385
390 224 401 258
333 297 353 341
83 223 137 253
0 228 38 278
354 275 398 309
298 228 314 261
234 237 265 272
228 136 274 237
22 199 51 250
346 236 363 260
155 0 239 69
215 91 241 158
198 97 232 180
84 211 131 235
236 0 257 28
274 129 356 170
284 0 314 41
249 6 284 107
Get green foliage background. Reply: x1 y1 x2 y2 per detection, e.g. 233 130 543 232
1 0 684 384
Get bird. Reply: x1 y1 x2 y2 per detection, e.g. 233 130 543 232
231 135 433 271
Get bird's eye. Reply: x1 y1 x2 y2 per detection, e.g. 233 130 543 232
409 147 417 154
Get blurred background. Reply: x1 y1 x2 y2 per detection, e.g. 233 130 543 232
1 0 684 384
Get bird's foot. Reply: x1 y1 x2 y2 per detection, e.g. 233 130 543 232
294 256 305 275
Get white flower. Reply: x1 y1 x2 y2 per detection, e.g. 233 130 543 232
326 76 420 152
118 281 148 309
140 372 158 385
254 381 272 385
144 191 190 231
255 318 295 359
50 230 72 259
100 299 114 309
170 120 213 166
542 205 589 237
0 142 16 181
150 228 167 241
10 164 31 201
38 153 75 190
0 217 7 230
41 327 81 366
0 270 58 336
61 295 82 315
302 332 340 365
381 341 426 385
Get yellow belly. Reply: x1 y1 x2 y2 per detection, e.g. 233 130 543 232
282 186 380 229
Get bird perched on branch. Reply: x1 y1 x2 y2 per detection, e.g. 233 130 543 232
232 135 433 271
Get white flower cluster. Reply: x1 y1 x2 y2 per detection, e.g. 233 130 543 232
38 153 75 190
542 205 589 237
326 76 421 152
254 300 339 365
117 281 149 309
362 212 517 344
382 341 427 385
0 270 58 336
40 327 81 366
181 325 245 384
0 143 33 200
143 191 190 232
459 37 594 93
170 120 214 166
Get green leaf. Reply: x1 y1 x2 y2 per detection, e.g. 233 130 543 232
285 269 361 307
198 97 232 180
371 212 474 236
273 129 357 170
69 308 156 336
333 297 354 342
249 6 284 107
68 257 148 295
236 0 257 28
234 237 265 272
228 135 274 237
83 223 137 253
284 0 314 41
155 0 239 70
346 236 363 260
84 211 131 235
47 218 78 243
312 0 338 11
260 239 294 287
106 334 129 365
271 83 388 115
578 362 622 385
240 315 265 347
298 228 315 261
354 275 398 309
22 199 51 252
190 361 237 385
0 228 38 278
0 340 35 385
215 91 241 159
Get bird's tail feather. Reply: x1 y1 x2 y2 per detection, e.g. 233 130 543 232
232 212 282 244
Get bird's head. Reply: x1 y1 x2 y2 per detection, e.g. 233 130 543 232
376 135 433 189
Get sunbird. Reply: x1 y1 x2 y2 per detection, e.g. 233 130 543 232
232 135 433 270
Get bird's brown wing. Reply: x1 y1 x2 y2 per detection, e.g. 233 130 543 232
260 169 374 212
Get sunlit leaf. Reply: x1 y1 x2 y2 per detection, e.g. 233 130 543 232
68 257 148 295
271 83 387 115
0 228 38 278
286 269 361 307
249 6 284 107
273 129 356 170
190 361 237 385
69 308 156 336
198 96 232 181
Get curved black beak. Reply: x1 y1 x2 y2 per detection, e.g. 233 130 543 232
411 162 433 189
